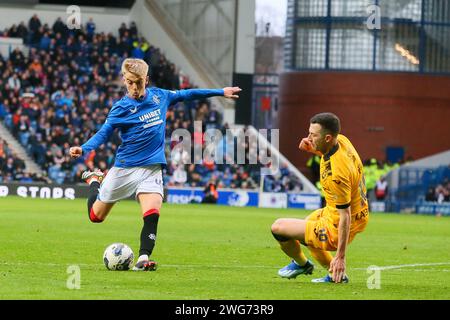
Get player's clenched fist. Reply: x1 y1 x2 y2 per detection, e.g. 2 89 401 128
69 146 83 159
298 138 316 153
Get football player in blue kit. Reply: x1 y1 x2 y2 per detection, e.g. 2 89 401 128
69 58 241 271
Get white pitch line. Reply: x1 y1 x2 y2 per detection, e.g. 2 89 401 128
354 262 450 271
0 261 275 269
386 269 450 272
1 261 450 272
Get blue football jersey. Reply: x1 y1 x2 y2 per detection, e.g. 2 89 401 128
81 87 224 167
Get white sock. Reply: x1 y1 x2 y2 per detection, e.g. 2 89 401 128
88 177 100 185
138 254 149 262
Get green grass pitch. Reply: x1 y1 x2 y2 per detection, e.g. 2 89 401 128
0 197 449 300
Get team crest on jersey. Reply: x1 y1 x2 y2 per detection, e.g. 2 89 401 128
321 162 332 179
153 95 160 105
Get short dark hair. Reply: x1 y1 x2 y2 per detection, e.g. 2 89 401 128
310 113 341 137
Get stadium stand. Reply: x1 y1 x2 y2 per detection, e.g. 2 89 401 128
386 165 450 214
0 14 303 192
363 158 399 193
0 138 25 182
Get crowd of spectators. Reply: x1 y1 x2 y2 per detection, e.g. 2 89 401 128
362 158 399 193
0 14 303 192
0 14 186 184
425 178 450 203
164 116 303 191
0 138 27 182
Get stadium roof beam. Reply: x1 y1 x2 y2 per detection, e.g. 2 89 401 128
191 0 233 28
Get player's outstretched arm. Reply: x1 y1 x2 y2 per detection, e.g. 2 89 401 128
70 122 114 159
168 87 242 104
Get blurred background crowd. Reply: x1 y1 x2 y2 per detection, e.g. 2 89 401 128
0 14 303 192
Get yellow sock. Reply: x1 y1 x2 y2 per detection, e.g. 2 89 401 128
308 247 333 269
294 251 308 266
279 240 309 266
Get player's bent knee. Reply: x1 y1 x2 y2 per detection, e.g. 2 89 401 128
89 208 104 223
272 231 291 242
270 219 282 233
271 220 291 242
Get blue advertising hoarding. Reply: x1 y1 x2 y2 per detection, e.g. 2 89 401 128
167 187 320 209
166 188 259 207
287 193 321 210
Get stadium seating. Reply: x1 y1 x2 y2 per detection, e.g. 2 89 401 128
0 14 303 192
386 165 450 213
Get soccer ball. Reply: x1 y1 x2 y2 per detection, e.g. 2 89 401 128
103 243 134 271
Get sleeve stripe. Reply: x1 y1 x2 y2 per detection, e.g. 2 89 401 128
336 203 351 209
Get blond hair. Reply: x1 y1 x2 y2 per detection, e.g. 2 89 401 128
121 58 149 79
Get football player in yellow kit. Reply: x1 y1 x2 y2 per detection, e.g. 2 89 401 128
271 113 369 283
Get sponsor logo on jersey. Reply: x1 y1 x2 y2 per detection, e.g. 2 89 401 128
139 109 161 122
140 108 163 129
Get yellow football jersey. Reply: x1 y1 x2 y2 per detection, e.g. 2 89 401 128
319 134 369 223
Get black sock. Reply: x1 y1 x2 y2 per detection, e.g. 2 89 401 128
87 181 100 216
139 213 159 257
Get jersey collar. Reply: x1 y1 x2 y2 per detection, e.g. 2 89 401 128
126 88 148 102
323 143 339 161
